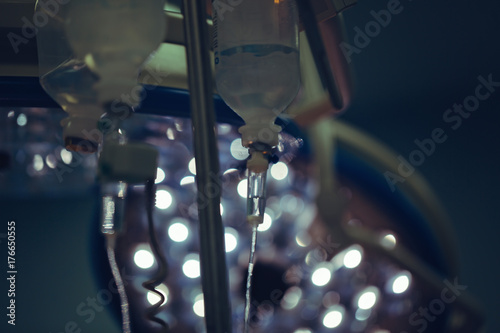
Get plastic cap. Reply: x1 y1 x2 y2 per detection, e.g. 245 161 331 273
61 116 101 153
247 151 269 173
98 142 158 184
239 123 282 148
247 215 263 226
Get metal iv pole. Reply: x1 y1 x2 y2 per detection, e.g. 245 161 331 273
182 0 232 332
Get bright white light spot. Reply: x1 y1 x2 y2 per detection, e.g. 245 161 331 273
193 296 205 317
218 124 232 135
33 154 44 171
60 149 73 165
392 273 411 294
84 54 97 70
381 233 397 249
155 168 165 184
293 329 312 333
45 154 57 169
323 307 344 328
175 121 183 132
17 113 27 126
134 249 155 269
295 231 311 247
219 203 224 216
7 111 15 118
270 162 288 180
146 284 169 306
224 229 238 253
357 288 379 310
223 168 238 176
311 266 332 287
230 138 249 160
156 190 173 209
257 213 272 232
166 128 175 140
188 158 196 175
343 248 362 269
168 222 189 242
237 179 248 198
282 287 302 310
306 249 327 266
277 142 285 152
182 254 200 278
180 176 195 185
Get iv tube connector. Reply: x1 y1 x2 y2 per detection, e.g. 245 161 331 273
246 143 274 226
101 182 127 234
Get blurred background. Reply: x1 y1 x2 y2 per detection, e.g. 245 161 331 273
0 0 499 332
339 0 500 332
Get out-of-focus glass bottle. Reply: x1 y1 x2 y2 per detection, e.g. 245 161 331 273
36 0 166 153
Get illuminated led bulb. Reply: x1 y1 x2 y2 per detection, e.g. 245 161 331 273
156 189 173 210
188 158 197 175
343 247 363 269
134 249 155 269
182 254 201 279
257 213 273 232
146 284 169 306
311 266 332 287
155 168 166 184
193 294 205 317
389 272 412 294
356 287 380 310
270 162 289 180
224 227 239 252
281 286 303 310
380 231 397 249
168 221 189 243
237 179 248 198
322 306 344 329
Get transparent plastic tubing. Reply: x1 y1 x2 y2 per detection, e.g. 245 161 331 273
105 234 131 333
182 0 232 332
244 224 258 333
101 182 131 333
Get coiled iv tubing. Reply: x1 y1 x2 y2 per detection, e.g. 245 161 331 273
142 179 169 331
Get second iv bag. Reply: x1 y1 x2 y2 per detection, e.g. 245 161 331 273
213 0 300 148
36 0 165 152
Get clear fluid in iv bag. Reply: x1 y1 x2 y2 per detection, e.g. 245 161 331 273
40 59 100 112
215 44 300 124
40 59 104 152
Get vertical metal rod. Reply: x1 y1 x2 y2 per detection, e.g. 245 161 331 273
182 1 232 332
